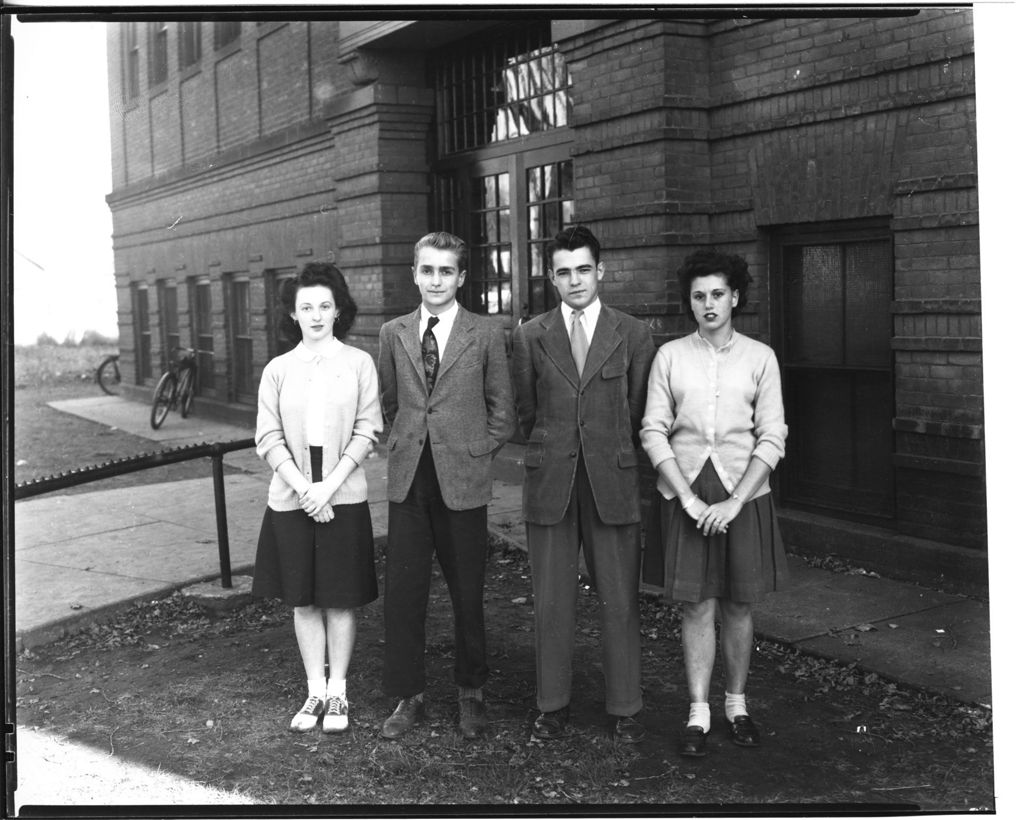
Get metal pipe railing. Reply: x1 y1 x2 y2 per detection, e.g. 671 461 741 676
14 439 255 588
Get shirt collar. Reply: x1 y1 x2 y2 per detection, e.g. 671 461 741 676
693 329 738 353
420 300 459 329
560 297 602 326
295 337 343 361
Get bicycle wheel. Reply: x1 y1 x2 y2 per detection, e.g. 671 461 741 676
150 372 176 429
96 355 121 395
178 367 195 419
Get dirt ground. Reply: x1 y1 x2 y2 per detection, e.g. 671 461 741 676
11 376 996 810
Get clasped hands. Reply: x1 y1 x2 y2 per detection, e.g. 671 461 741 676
299 482 335 523
685 495 743 536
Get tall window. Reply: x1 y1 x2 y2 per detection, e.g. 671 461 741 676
148 22 168 86
264 268 295 360
525 159 574 317
124 22 140 102
433 24 574 326
214 21 242 50
773 221 894 521
190 278 215 392
435 22 571 155
157 280 179 356
228 277 255 402
131 283 151 382
179 21 202 69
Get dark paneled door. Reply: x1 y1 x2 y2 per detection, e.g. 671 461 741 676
774 223 895 521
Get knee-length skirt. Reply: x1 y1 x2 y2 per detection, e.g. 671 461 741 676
651 459 788 604
252 447 378 609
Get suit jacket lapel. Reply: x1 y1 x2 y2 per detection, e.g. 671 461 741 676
396 308 428 393
435 306 473 384
538 308 581 387
579 306 622 388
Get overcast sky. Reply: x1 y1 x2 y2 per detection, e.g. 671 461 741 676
12 17 116 344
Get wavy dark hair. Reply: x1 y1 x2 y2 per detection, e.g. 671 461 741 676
545 224 600 267
677 250 753 323
278 262 358 345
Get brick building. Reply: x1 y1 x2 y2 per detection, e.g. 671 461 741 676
105 13 985 588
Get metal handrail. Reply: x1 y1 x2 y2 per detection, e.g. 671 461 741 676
14 438 256 589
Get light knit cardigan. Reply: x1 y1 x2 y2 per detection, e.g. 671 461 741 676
640 330 787 501
255 341 383 511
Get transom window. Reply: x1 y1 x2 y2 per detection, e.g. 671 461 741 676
434 22 571 155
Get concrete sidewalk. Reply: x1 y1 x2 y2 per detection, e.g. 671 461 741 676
14 396 992 708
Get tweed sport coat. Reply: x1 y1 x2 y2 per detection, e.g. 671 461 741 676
378 306 515 510
511 304 656 527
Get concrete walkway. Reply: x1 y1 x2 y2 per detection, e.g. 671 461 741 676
14 395 992 708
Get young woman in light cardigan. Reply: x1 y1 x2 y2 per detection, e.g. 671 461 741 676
253 262 383 734
640 250 788 758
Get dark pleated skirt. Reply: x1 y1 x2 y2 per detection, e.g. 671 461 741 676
657 459 788 604
252 446 378 609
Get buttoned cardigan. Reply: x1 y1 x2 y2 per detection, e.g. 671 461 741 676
255 341 383 511
640 330 787 501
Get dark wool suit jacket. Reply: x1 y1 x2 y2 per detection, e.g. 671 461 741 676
511 304 656 527
378 306 515 510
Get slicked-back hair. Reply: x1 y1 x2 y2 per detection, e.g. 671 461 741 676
278 262 358 345
413 231 468 272
677 250 753 323
545 224 601 267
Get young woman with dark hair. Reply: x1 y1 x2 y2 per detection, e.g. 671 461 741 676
253 261 383 734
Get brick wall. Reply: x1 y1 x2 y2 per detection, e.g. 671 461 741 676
560 11 982 550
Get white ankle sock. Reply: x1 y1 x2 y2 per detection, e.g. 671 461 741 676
687 701 711 732
307 678 327 701
725 691 747 722
326 678 346 699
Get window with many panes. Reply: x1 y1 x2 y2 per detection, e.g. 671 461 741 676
179 21 202 69
148 22 168 87
435 21 571 155
432 23 573 324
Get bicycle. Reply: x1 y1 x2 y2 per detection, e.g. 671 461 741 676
150 347 198 429
96 353 121 395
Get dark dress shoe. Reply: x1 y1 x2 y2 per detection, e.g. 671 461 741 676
678 725 708 757
458 698 487 740
531 706 570 740
729 715 761 747
381 697 425 739
609 713 647 743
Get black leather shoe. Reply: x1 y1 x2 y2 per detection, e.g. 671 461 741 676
381 697 425 739
678 725 708 757
531 706 570 741
729 715 761 747
458 698 488 740
609 713 647 743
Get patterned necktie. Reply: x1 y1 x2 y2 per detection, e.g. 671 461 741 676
570 309 589 376
422 315 441 393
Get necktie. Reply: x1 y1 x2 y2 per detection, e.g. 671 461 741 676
570 309 589 376
422 315 440 393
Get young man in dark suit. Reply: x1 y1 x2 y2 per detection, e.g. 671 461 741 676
511 225 656 743
377 231 515 740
